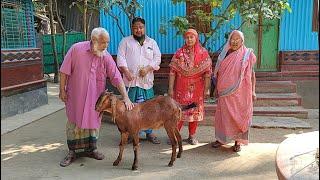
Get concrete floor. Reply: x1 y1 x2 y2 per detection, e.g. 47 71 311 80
1 108 319 180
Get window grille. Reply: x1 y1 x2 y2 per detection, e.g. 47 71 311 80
1 0 36 49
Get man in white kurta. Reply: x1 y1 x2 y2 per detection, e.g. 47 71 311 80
117 17 162 144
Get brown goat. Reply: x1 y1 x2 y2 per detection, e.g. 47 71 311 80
95 91 183 170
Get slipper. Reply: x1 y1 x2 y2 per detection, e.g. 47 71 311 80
187 137 198 145
232 145 241 152
60 151 76 167
146 134 161 144
211 140 223 148
167 138 171 145
86 150 105 160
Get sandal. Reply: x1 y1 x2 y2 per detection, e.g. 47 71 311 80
187 137 198 145
211 140 223 148
60 151 76 167
146 134 161 144
232 145 241 152
86 150 105 160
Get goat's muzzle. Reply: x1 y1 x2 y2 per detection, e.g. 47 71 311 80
95 91 117 123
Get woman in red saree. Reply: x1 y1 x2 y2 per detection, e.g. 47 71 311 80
211 30 257 152
168 29 212 145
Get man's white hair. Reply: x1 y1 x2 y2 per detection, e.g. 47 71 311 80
91 27 109 39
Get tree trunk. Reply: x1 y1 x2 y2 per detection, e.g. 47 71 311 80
257 13 262 69
87 11 93 39
53 0 66 58
83 0 88 39
48 0 59 83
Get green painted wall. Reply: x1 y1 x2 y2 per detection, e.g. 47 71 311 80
42 32 85 74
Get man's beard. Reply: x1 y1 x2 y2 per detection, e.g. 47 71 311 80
92 44 105 57
133 34 145 42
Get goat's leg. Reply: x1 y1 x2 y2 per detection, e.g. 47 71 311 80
174 127 183 158
165 126 177 167
131 133 139 170
113 132 129 166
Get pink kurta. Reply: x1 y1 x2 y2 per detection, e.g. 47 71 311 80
214 46 256 145
60 41 122 129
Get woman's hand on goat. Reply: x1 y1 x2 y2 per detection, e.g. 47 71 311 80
123 98 134 110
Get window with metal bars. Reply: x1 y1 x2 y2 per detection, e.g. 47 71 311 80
1 0 36 49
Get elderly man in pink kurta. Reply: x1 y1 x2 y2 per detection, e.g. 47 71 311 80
59 27 134 167
211 30 257 152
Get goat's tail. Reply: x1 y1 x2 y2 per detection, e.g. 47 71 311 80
173 107 182 123
173 101 182 122
169 97 186 122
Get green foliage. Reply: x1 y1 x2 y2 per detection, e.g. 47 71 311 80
69 0 101 14
236 0 292 24
101 0 142 27
171 16 190 36
161 0 291 51
70 0 142 37
32 0 47 13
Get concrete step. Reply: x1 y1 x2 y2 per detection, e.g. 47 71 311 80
154 80 298 94
252 106 308 118
154 79 298 97
156 71 319 81
254 93 301 106
280 64 319 72
204 104 309 119
250 116 311 129
256 71 319 81
256 76 319 81
255 81 297 93
200 115 311 128
203 93 302 107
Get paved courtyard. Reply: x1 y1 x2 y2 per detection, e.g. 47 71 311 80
1 107 318 180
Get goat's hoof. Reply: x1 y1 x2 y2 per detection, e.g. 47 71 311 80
168 162 174 167
131 165 138 170
113 160 120 166
177 154 182 158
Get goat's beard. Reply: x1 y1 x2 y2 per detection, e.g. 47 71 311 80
92 43 105 57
